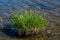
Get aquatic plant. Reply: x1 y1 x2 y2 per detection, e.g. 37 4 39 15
9 10 48 30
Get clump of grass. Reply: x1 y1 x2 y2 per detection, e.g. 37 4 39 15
9 10 48 30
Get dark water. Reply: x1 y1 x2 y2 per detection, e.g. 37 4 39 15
0 0 60 38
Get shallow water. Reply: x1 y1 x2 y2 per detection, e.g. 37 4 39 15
0 0 60 21
0 0 60 40
0 0 60 15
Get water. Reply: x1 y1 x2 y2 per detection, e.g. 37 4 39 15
0 0 60 39
0 0 60 15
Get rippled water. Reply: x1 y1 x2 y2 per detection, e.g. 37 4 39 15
0 0 60 40
0 0 60 24
0 0 60 15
